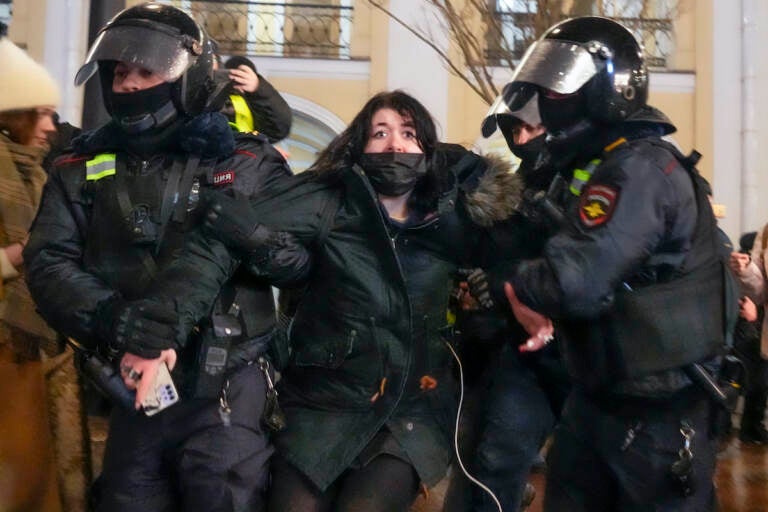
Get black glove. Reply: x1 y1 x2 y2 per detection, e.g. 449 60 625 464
202 189 272 253
96 298 180 359
457 267 494 309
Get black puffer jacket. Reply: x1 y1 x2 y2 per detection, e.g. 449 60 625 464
157 143 522 489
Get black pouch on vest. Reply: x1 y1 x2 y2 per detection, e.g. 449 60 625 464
607 261 724 380
194 313 240 398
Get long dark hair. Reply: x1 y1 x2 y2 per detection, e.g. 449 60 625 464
310 90 445 212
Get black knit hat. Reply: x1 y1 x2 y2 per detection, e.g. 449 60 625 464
224 55 256 74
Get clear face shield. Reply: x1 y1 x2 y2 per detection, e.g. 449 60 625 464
510 39 598 96
481 83 542 138
74 21 200 86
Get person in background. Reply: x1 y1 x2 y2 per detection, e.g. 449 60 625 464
209 36 292 143
730 229 768 443
24 4 303 510
222 55 292 142
445 83 569 512
0 31 64 512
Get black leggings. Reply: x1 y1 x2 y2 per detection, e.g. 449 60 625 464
267 454 421 512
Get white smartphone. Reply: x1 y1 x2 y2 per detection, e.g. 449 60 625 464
142 362 180 416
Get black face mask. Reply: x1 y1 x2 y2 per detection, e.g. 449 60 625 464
358 152 427 196
109 82 178 134
511 132 547 166
538 92 588 134
512 133 556 191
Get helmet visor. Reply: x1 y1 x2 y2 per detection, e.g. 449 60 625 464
481 83 541 137
511 39 598 95
75 24 195 86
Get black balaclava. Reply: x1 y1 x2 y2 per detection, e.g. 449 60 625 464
512 133 558 192
109 81 178 135
538 91 589 134
358 152 427 196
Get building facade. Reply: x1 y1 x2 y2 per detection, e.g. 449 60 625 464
6 0 768 242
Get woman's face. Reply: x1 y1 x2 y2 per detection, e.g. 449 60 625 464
363 108 423 154
31 107 56 148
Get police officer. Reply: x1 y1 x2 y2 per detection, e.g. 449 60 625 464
220 55 292 142
24 3 304 510
497 16 731 511
446 85 569 512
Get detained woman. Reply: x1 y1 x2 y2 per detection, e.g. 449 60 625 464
140 90 524 511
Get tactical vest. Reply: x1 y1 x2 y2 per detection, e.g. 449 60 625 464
557 141 732 390
77 153 276 397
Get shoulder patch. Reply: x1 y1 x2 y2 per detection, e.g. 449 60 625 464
578 184 619 228
212 169 235 186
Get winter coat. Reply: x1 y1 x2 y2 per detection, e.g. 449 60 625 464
0 132 56 345
0 133 65 512
735 223 768 359
163 143 522 490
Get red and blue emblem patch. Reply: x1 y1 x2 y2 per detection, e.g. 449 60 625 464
578 184 619 227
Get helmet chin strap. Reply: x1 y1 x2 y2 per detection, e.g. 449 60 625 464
117 99 179 134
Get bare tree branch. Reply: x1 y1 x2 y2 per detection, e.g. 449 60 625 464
367 0 492 101
369 0 678 106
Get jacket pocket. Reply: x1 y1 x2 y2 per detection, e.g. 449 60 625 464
292 321 357 369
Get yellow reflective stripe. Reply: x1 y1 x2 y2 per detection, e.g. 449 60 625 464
85 153 116 181
229 94 254 133
569 158 602 196
573 169 591 182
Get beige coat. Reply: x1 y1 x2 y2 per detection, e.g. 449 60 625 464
0 134 88 512
735 223 768 359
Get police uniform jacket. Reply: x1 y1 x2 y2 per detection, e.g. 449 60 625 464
23 116 303 383
504 111 728 397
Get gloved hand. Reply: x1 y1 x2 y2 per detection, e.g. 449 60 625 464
202 189 272 253
457 267 494 309
96 297 180 359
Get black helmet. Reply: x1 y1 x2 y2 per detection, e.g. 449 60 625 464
512 16 648 128
75 2 214 130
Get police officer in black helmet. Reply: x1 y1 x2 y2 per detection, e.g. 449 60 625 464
444 84 569 512
24 3 305 510
495 16 733 511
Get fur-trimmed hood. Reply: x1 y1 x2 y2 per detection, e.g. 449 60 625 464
461 152 522 227
434 143 522 228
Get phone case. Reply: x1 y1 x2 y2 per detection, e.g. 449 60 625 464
142 362 180 416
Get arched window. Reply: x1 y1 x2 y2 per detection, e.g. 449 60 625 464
277 93 345 174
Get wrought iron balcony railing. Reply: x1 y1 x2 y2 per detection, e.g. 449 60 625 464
162 1 353 59
487 11 675 70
